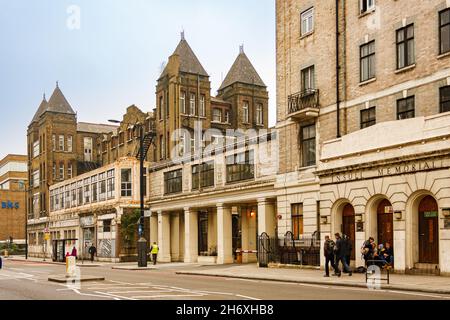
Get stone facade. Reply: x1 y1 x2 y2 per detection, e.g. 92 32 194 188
276 0 450 275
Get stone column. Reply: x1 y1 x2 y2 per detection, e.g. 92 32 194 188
150 213 158 246
257 198 276 237
158 211 171 262
170 214 180 262
184 208 198 263
217 204 233 264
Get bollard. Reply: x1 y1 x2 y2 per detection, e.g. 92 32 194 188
0 256 2 269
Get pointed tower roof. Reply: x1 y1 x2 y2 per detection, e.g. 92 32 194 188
219 45 266 91
30 94 48 124
160 33 208 78
46 82 76 115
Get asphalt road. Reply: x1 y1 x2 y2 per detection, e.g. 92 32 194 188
0 259 449 300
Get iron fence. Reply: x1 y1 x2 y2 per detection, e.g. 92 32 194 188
258 231 321 268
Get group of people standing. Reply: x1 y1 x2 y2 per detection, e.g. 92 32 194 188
323 234 394 277
323 233 353 277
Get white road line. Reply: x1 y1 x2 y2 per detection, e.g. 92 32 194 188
225 278 259 283
70 289 119 300
297 283 330 289
235 294 262 301
86 286 149 290
93 291 137 301
131 294 205 299
107 290 171 294
387 290 449 299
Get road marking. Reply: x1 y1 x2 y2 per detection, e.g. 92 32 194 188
387 290 449 299
87 286 149 290
107 290 171 294
225 278 259 283
235 294 262 301
131 294 205 299
93 291 137 301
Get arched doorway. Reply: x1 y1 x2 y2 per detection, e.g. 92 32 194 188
418 196 439 264
342 204 356 260
377 199 394 248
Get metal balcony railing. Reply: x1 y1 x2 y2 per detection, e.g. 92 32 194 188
288 89 319 116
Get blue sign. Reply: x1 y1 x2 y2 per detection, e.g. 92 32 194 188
1 201 19 209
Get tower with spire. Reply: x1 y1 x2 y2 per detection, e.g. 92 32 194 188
217 45 269 129
156 32 212 160
27 83 78 223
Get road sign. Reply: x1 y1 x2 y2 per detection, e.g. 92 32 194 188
44 233 51 241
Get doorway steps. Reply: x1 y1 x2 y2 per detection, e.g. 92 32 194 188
406 263 440 276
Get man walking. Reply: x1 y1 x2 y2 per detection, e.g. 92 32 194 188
151 242 159 265
334 233 352 277
88 244 97 262
323 235 335 277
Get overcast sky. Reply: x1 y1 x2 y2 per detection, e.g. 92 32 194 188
0 0 276 160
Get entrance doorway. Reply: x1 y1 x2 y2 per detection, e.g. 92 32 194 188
418 196 439 264
377 199 394 248
342 204 356 260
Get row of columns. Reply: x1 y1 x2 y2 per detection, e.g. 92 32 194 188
150 198 276 264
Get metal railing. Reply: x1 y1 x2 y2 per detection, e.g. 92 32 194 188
288 89 320 115
258 231 321 267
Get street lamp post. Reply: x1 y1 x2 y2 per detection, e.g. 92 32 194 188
109 119 150 268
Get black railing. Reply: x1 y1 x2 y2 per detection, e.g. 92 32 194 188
258 231 321 267
288 89 319 115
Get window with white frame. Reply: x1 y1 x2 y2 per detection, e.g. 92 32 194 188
67 135 73 152
52 134 56 151
59 162 64 180
33 141 40 158
91 175 98 203
84 137 93 162
301 7 314 36
32 170 40 188
121 168 132 197
301 65 315 92
225 110 230 124
180 91 186 114
212 108 222 122
58 135 64 151
99 172 106 201
200 95 206 117
107 169 115 199
67 163 73 179
243 101 249 123
256 104 263 125
190 93 196 116
360 0 375 14
84 178 91 203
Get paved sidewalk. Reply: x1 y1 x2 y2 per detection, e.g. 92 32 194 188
176 264 450 295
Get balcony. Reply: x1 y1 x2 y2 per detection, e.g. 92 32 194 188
287 89 320 121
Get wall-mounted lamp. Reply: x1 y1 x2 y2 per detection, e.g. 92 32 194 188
394 211 403 220
442 208 450 217
355 214 364 223
250 210 256 218
320 216 328 224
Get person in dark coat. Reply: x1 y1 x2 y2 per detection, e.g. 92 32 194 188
334 233 352 277
88 244 97 262
323 236 336 277
362 237 375 266
343 235 353 266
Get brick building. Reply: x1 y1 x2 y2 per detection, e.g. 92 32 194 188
276 0 450 275
0 154 27 242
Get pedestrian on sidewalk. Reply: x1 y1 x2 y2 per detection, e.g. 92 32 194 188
151 242 159 265
334 233 352 277
343 234 353 266
71 246 78 260
323 235 336 277
88 244 97 262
